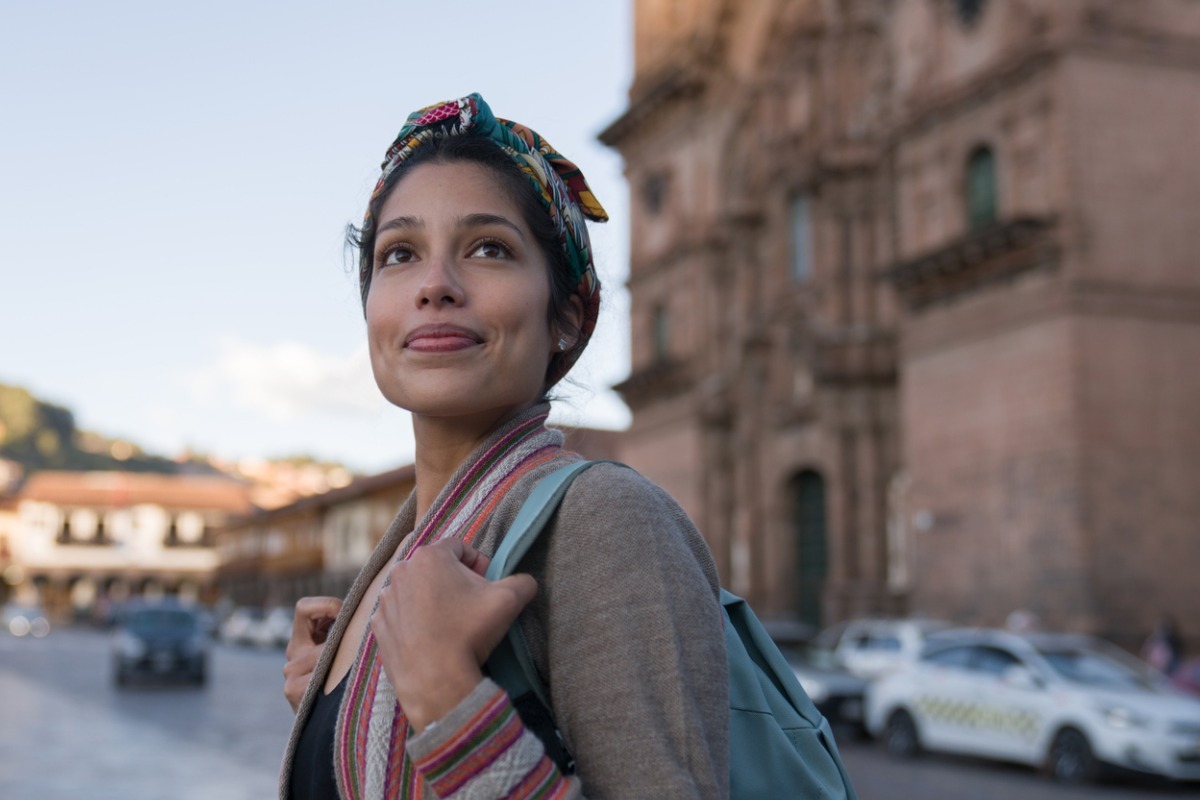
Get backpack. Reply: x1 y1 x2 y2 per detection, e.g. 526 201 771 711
484 460 858 799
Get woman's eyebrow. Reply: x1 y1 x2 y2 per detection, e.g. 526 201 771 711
457 213 525 241
376 215 421 235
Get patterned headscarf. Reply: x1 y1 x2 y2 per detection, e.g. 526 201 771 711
359 93 608 386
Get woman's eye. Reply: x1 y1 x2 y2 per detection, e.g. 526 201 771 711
470 240 510 259
379 245 415 267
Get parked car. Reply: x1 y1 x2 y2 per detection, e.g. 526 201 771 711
3 602 50 638
1172 657 1200 698
248 606 294 649
766 618 867 737
865 628 1200 784
112 600 209 687
815 617 954 680
219 607 265 646
779 642 868 738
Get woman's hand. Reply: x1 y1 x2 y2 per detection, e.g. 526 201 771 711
371 538 537 733
283 596 343 712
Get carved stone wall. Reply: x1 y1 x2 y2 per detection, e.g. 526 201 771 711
605 0 1200 644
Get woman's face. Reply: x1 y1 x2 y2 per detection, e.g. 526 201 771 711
365 160 557 424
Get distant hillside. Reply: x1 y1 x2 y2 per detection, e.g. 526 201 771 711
0 382 182 475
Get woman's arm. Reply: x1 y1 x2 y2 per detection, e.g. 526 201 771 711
532 463 729 798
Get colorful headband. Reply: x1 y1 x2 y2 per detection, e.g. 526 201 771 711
360 93 608 384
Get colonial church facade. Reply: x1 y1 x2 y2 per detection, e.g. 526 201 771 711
602 0 1200 646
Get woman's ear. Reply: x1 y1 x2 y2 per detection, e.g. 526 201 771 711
555 293 586 352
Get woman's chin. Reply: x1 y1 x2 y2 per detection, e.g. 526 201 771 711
382 388 539 424
377 370 544 420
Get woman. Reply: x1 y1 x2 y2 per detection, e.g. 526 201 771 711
280 94 729 800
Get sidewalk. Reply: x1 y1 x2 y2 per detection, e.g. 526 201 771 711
0 667 280 800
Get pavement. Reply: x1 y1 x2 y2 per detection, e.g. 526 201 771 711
0 640 283 800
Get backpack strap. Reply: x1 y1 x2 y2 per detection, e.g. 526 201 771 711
484 459 598 709
484 459 610 774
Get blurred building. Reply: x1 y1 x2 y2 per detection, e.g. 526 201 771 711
8 471 252 619
202 454 356 511
0 492 18 604
215 465 415 609
602 0 1200 644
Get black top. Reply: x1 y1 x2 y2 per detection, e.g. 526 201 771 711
290 671 348 800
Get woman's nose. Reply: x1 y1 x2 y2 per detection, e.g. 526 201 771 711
416 256 465 308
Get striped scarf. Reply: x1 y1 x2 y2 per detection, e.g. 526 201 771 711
334 411 566 800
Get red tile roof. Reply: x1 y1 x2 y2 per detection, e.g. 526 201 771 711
18 471 252 513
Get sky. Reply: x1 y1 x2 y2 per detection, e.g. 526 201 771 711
1 1 635 474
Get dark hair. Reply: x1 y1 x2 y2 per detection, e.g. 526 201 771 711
348 136 585 394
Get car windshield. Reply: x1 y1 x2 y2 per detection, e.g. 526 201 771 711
129 609 196 635
1037 646 1154 690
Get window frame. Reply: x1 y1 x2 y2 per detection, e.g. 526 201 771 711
965 145 999 232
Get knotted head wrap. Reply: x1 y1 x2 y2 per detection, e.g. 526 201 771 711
358 93 608 387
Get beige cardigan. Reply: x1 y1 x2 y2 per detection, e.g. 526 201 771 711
280 412 729 798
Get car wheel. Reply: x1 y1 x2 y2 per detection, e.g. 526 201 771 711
1046 728 1097 784
883 709 921 758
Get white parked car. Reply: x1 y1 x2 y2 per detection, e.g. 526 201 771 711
816 618 954 680
219 607 264 645
249 606 294 649
865 628 1200 784
3 602 50 638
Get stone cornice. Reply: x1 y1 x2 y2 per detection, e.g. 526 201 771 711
626 229 729 289
886 216 1060 310
893 46 1060 138
612 358 694 409
599 61 707 150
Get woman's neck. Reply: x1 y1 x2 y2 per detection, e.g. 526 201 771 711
409 405 533 520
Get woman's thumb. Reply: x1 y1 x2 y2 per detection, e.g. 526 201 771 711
496 573 538 609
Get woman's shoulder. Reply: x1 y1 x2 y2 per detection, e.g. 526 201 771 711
558 459 685 519
548 459 720 591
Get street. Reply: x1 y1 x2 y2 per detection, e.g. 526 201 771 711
0 628 1195 799
0 626 292 800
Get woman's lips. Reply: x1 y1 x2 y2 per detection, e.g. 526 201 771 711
404 324 483 353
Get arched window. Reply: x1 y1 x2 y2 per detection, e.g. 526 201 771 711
955 0 988 27
966 145 998 231
790 470 828 626
642 172 669 216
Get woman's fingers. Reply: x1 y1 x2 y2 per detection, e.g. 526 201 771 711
495 572 538 610
370 541 539 731
371 542 538 663
455 541 492 577
288 596 342 655
282 642 322 711
282 596 342 711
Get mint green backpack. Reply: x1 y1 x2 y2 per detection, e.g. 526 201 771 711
485 461 858 799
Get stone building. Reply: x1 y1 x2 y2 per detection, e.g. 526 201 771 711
9 471 252 619
602 0 1200 644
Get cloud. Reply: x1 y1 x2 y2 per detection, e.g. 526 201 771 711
186 337 384 421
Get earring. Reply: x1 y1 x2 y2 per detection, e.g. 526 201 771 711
558 337 568 351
